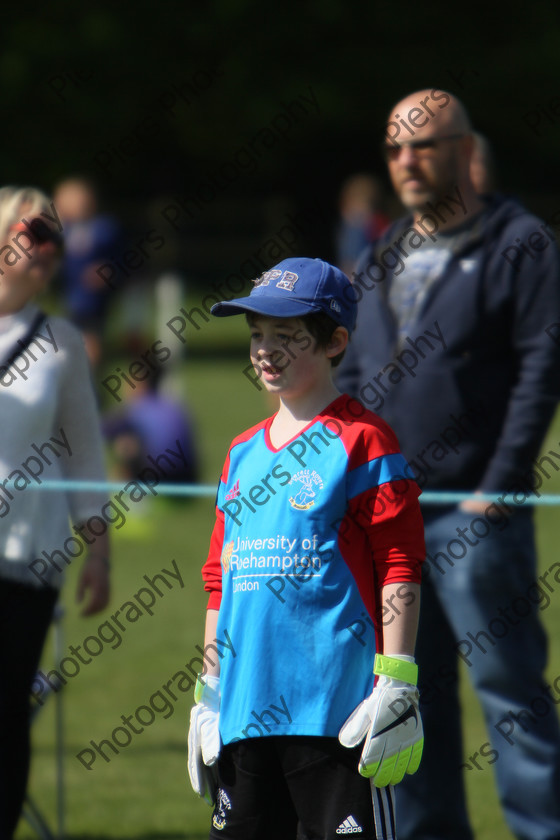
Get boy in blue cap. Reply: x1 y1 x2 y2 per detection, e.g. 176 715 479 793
187 257 425 840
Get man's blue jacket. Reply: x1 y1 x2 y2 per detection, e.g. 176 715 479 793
336 194 560 494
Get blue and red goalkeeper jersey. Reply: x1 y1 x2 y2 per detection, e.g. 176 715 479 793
202 394 424 745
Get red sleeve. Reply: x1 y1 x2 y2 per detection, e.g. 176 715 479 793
355 480 425 586
202 508 224 610
333 397 425 590
201 448 231 611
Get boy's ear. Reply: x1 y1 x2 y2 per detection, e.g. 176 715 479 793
326 327 349 359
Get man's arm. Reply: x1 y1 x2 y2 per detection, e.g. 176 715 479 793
478 218 560 494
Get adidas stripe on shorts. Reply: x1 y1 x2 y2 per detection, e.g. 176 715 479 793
208 736 397 840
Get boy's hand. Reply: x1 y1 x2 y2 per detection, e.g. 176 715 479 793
187 674 221 805
338 654 423 786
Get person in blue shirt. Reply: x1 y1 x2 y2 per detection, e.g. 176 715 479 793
102 362 198 486
187 257 425 840
54 177 121 368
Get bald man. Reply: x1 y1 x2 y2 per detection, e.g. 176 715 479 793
337 90 560 840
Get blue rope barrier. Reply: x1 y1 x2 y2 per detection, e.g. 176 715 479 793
25 481 560 505
26 480 218 497
420 491 560 506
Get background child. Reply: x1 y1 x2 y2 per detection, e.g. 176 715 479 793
187 257 425 840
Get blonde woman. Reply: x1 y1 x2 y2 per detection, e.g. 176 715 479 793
0 186 110 838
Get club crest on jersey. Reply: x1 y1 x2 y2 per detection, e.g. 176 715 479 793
288 469 324 510
221 541 234 574
212 788 232 831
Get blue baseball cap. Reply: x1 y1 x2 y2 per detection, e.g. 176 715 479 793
210 257 358 333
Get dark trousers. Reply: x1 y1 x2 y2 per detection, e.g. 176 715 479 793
0 577 58 839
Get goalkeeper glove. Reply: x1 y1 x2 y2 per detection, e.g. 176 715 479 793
187 673 221 805
338 653 423 786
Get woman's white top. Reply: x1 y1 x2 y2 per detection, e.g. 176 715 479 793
0 302 106 589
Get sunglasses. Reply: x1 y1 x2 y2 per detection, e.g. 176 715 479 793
9 218 64 249
381 134 465 160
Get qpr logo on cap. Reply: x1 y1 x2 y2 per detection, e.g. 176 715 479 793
253 269 299 291
253 269 282 287
276 270 299 291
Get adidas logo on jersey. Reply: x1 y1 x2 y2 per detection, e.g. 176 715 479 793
336 815 363 834
225 479 240 500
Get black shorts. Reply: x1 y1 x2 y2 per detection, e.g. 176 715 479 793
208 736 396 840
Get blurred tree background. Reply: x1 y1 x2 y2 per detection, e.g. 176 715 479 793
3 0 559 287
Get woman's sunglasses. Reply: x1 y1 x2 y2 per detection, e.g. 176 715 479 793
9 218 64 250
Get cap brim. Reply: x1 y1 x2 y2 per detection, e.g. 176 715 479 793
211 296 322 319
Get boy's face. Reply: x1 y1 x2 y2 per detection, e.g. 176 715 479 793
249 316 333 399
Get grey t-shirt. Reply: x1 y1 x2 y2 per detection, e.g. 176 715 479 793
388 211 488 342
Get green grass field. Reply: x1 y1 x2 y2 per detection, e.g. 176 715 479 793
16 312 560 839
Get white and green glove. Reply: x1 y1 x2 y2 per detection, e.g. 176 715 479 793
339 653 423 786
187 674 221 805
